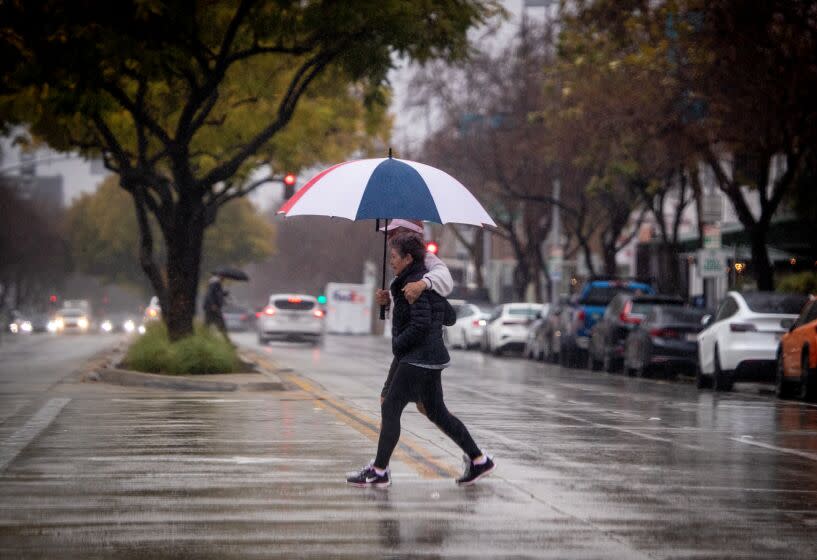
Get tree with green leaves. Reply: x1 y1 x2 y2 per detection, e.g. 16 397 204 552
0 0 500 339
66 175 275 296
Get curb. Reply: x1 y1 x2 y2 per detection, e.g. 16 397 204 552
84 367 286 392
83 348 286 392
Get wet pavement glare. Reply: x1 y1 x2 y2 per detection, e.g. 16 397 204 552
1 332 817 558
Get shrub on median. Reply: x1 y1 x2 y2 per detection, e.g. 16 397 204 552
123 322 241 375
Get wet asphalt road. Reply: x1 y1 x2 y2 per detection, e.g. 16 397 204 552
1 332 817 558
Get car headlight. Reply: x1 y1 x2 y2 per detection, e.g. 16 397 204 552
55 318 64 330
47 321 57 333
10 323 19 334
78 317 89 329
124 320 135 333
138 324 146 334
101 320 113 332
21 321 32 333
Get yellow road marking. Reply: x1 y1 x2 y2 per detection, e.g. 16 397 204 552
247 351 458 479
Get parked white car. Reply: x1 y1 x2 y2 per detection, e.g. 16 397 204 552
446 302 495 349
257 294 324 345
697 291 808 391
482 303 545 355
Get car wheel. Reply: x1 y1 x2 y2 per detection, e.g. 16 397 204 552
695 364 712 389
712 345 733 392
588 350 602 371
775 350 791 398
799 348 816 402
603 351 620 374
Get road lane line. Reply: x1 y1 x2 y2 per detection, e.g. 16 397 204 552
0 398 70 472
278 372 459 479
730 437 817 462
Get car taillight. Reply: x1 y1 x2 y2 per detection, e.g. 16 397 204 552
730 323 757 332
619 301 642 325
576 310 586 324
472 319 481 327
649 328 680 339
240 314 248 320
255 311 262 319
313 309 325 318
264 306 276 316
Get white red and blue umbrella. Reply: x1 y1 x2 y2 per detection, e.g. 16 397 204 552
277 154 495 319
277 156 495 228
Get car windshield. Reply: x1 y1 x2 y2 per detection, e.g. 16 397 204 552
273 298 315 311
742 292 808 314
508 308 540 317
659 307 707 324
581 286 641 306
61 309 84 317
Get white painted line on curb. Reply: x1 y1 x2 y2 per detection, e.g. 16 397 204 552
0 398 71 472
730 437 817 462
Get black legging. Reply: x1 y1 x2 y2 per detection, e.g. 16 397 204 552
375 362 481 469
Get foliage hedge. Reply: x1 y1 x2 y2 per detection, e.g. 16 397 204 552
777 272 817 296
123 322 241 375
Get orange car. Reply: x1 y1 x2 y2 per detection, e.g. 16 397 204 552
776 295 817 401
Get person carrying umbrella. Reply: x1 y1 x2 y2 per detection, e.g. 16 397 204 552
346 232 495 488
375 219 453 416
203 269 238 342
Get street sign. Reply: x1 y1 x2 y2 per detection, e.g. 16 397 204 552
703 223 721 249
697 249 728 279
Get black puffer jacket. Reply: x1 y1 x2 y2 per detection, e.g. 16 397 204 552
390 260 451 366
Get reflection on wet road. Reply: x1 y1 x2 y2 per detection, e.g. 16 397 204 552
1 333 816 558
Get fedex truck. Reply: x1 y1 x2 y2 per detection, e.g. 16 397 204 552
324 283 372 335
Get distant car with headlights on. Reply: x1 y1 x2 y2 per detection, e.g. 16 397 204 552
257 294 324 345
7 311 33 334
53 307 90 334
98 312 139 334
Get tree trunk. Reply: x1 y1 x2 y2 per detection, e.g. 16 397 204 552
750 226 774 291
164 199 206 341
603 247 617 277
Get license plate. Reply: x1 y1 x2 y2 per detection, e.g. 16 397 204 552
686 333 697 342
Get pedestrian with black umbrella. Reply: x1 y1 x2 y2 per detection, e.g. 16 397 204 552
204 267 248 342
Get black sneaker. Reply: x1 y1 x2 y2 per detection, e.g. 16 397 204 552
346 465 391 488
456 454 495 486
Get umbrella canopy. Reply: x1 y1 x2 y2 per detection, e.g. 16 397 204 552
211 267 249 282
277 157 496 228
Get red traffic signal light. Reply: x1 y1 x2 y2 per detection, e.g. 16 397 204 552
426 241 439 255
49 295 58 303
283 173 296 186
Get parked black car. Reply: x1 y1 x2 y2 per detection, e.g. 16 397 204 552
588 294 685 373
623 306 709 378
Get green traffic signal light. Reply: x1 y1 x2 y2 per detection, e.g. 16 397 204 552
317 295 327 304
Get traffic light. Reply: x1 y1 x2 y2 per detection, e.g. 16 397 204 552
49 294 58 303
426 241 439 255
317 295 327 305
283 173 296 199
